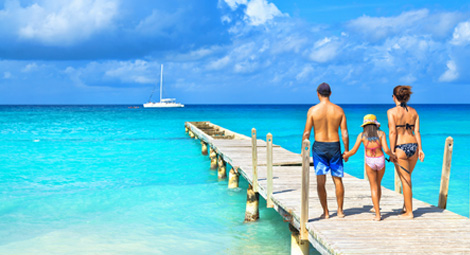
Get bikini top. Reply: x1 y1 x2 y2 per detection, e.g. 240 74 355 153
364 135 382 157
396 123 414 130
395 102 414 130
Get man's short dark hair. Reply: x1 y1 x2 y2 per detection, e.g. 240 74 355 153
317 82 331 97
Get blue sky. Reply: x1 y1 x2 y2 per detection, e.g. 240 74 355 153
0 0 469 104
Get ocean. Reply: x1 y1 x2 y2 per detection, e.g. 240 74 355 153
0 105 468 254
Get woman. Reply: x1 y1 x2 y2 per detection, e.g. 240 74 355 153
387 85 425 219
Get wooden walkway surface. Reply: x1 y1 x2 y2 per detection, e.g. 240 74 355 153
185 121 470 255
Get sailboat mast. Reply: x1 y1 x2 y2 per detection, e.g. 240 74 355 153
160 64 163 102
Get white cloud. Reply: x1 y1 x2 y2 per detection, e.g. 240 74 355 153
451 21 470 46
21 63 39 72
296 65 314 81
3 72 12 79
207 56 231 70
223 0 248 10
309 37 341 63
5 0 119 46
222 0 285 26
105 60 158 84
347 9 429 40
439 60 459 82
245 0 284 26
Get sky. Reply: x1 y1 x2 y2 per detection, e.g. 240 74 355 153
0 0 469 104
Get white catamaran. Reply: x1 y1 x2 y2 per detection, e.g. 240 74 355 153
143 64 184 108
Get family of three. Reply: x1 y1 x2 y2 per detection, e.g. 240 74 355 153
302 83 425 221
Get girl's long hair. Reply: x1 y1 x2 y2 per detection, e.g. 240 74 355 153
363 124 379 141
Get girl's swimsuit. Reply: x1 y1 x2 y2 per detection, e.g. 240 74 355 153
364 138 385 171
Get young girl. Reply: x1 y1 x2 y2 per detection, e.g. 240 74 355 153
343 114 396 221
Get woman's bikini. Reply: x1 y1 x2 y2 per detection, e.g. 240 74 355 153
394 102 418 159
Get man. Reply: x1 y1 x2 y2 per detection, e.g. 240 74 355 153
302 82 349 219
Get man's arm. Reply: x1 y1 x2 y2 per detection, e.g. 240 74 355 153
340 111 349 153
302 109 313 143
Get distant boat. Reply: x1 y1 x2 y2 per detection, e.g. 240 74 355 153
143 64 184 108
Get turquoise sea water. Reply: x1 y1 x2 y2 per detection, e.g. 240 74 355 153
0 105 469 254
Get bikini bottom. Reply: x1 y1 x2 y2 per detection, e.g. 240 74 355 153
365 155 385 171
395 143 418 158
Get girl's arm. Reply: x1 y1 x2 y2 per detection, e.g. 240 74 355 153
380 131 396 160
387 109 397 152
344 133 362 159
414 114 425 162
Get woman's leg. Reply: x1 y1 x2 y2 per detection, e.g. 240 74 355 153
395 155 413 217
366 165 381 220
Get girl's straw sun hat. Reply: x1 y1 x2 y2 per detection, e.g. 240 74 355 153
361 114 380 127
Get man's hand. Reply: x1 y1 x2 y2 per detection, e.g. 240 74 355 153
342 151 349 162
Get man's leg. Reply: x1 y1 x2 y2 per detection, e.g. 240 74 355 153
332 176 344 218
316 175 329 219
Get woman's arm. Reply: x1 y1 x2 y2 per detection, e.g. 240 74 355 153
387 109 397 152
344 133 362 159
414 114 425 162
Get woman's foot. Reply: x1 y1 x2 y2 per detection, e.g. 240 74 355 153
373 215 382 221
398 213 414 219
337 211 345 218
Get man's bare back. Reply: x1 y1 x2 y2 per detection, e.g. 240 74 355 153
303 101 346 143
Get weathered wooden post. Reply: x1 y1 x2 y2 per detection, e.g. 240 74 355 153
252 128 258 192
438 137 453 209
299 140 310 248
266 133 274 208
209 147 218 170
245 128 259 222
394 165 402 194
201 141 208 155
218 155 227 179
228 166 239 189
244 184 259 222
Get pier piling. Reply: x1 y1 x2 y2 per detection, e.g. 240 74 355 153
244 184 259 222
217 155 227 179
201 141 208 155
438 136 454 209
289 224 309 255
209 147 218 170
228 167 239 189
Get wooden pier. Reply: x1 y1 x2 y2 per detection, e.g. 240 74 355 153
185 121 470 255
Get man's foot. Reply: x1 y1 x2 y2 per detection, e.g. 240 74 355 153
373 215 382 221
320 213 330 219
337 211 345 218
398 213 414 219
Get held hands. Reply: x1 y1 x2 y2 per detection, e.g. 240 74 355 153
418 150 425 162
342 151 350 162
389 152 398 163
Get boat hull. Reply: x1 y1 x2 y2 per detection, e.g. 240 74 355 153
143 102 184 108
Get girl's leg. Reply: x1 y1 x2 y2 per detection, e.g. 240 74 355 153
365 165 381 220
376 166 385 206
